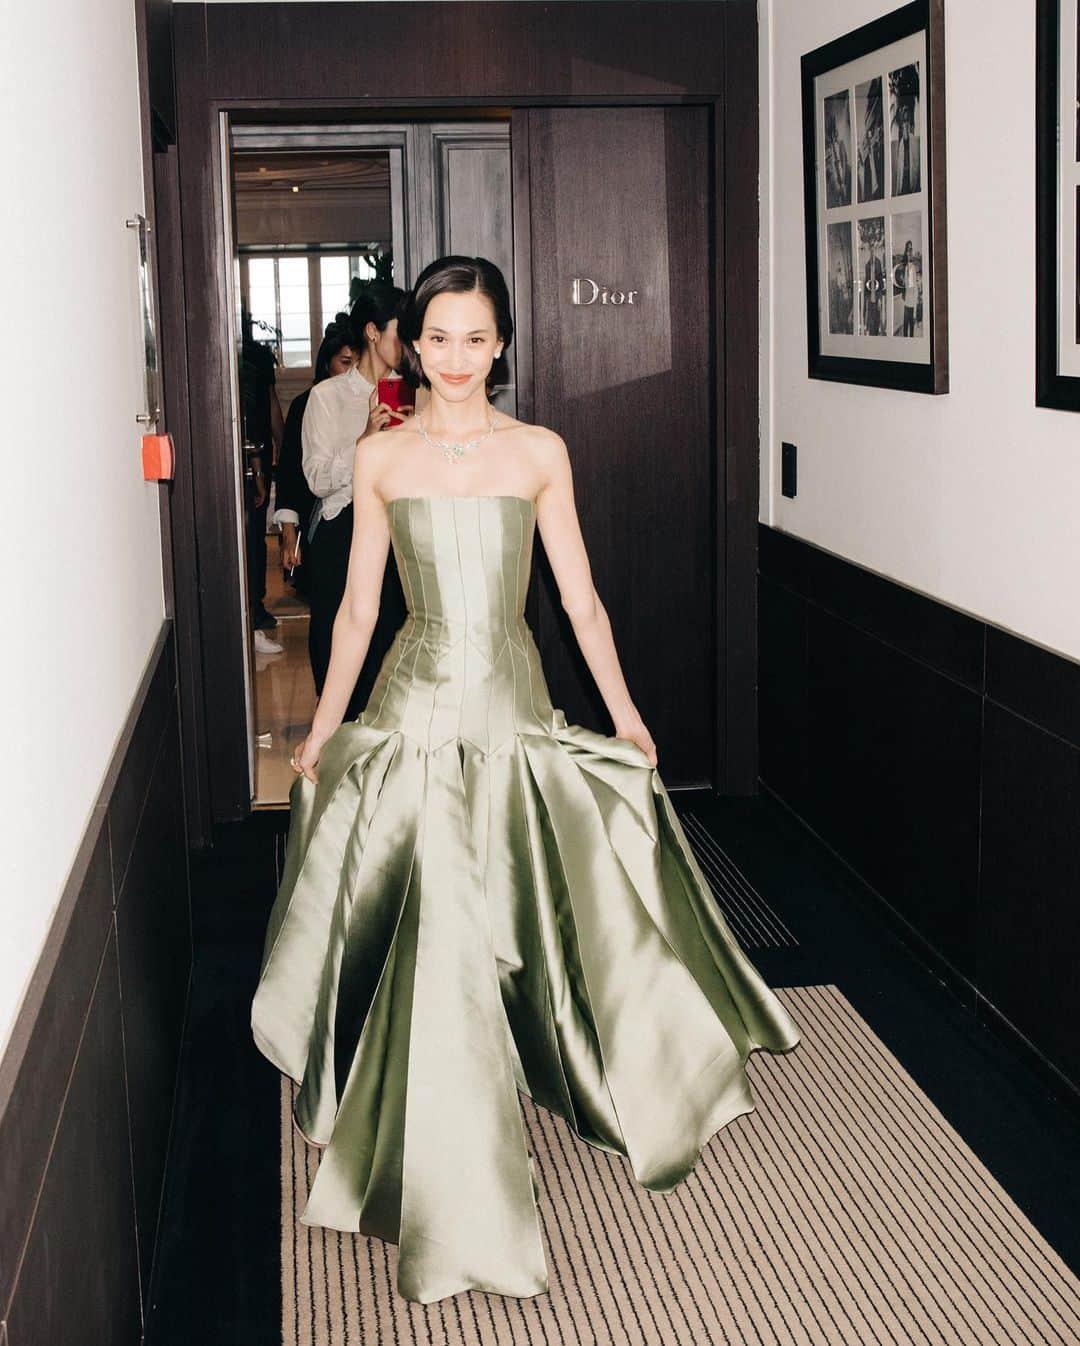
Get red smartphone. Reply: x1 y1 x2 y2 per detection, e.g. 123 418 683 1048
377 376 416 426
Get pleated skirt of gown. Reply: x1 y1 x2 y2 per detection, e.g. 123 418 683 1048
251 495 802 1304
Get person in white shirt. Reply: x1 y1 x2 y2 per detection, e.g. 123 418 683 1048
273 316 358 582
302 281 409 716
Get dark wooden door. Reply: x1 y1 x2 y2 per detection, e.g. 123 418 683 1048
516 107 714 787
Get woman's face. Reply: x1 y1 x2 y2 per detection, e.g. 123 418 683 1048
328 345 357 377
413 289 501 399
368 317 401 370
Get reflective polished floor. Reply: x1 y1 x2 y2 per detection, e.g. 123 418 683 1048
253 546 315 807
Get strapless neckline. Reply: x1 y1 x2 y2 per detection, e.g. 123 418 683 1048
386 494 535 508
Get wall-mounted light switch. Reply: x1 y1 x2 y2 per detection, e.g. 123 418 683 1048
781 442 797 498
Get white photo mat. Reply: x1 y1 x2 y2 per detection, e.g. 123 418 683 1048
813 30 931 365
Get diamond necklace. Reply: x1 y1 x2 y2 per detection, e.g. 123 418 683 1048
416 408 497 465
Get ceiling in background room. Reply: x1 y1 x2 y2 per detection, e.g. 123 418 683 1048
233 150 392 248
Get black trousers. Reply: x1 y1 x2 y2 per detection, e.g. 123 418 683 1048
306 504 407 720
245 492 269 620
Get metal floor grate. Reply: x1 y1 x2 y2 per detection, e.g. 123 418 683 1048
680 810 800 949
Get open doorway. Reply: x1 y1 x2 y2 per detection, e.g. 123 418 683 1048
167 3 758 844
223 118 514 805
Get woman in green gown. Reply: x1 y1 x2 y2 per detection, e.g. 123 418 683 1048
251 255 801 1305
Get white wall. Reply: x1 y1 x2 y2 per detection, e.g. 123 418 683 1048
761 0 1080 662
0 0 165 1056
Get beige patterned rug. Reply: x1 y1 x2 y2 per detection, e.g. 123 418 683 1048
281 984 1080 1345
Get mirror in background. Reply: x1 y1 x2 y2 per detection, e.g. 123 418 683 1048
232 149 395 806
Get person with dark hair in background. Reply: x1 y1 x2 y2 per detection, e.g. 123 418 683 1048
301 281 409 718
253 255 802 1306
272 315 358 600
240 309 286 653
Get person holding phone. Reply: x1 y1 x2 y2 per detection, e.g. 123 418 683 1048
301 280 409 717
376 373 412 422
274 315 358 595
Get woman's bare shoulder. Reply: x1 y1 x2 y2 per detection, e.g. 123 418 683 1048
498 416 567 458
385 413 421 438
355 425 426 503
369 418 425 463
515 423 570 485
353 428 409 482
352 431 389 475
492 418 568 497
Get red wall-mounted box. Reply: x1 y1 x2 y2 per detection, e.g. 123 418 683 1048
142 433 174 481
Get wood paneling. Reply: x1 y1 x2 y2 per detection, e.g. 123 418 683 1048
116 720 192 1303
138 0 175 143
174 18 252 820
195 2 722 102
758 525 985 689
0 627 191 1342
758 575 809 803
5 937 142 1346
986 625 1080 749
510 109 535 432
720 0 759 793
759 525 1080 1099
154 142 213 846
432 125 518 414
805 605 981 975
109 632 177 895
0 819 113 1312
980 702 1080 1088
525 106 713 785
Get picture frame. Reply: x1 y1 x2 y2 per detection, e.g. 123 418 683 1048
1036 0 1080 409
801 0 948 393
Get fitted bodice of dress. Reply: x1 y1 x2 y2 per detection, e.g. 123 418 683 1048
360 495 556 751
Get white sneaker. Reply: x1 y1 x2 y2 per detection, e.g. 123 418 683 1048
254 628 283 655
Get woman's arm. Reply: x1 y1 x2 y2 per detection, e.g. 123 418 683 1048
274 396 308 567
534 432 658 766
295 442 391 778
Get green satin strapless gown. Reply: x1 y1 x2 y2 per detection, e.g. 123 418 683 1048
252 495 801 1304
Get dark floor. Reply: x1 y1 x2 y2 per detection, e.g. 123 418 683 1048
143 792 1080 1346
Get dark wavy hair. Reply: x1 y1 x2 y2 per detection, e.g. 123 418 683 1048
313 313 358 383
398 256 513 391
348 281 406 351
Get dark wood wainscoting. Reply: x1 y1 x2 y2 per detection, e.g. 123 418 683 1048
0 626 192 1346
166 0 760 831
759 525 1080 1101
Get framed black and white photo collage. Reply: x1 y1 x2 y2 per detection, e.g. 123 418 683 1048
802 1 948 393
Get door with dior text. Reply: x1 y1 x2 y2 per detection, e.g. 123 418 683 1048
513 107 714 788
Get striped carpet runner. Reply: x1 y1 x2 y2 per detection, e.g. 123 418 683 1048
281 982 1080 1344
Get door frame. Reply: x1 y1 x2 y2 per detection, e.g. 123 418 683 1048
226 117 518 800
167 1 759 846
